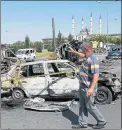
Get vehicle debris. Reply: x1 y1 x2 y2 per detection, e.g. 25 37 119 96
55 40 83 64
1 59 121 105
23 97 75 112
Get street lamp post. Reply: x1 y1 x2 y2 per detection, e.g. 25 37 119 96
52 17 56 52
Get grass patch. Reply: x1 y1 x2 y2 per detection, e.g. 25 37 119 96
36 51 54 57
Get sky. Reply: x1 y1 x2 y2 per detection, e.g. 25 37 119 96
1 1 121 44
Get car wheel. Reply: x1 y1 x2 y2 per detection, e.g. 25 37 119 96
12 89 25 101
95 86 113 105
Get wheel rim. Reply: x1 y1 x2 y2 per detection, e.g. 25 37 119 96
95 90 108 104
13 90 24 100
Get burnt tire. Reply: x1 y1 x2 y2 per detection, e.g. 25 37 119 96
95 86 113 105
12 89 25 101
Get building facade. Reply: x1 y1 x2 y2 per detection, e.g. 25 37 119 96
75 28 90 41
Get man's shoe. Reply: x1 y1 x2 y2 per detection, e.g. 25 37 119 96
72 125 87 129
92 122 106 129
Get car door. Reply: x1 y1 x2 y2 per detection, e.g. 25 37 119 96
21 63 48 96
47 62 79 98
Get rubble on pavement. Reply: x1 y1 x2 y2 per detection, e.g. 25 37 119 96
23 97 76 112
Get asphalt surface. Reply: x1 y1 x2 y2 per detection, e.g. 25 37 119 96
1 54 121 129
1 97 121 129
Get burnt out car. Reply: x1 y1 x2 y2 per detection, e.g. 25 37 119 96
1 60 121 105
57 40 83 64
1 60 79 102
95 72 121 104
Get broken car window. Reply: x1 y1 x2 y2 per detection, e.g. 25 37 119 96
20 63 44 77
31 63 44 76
47 63 59 74
47 63 74 77
47 63 67 77
57 63 74 73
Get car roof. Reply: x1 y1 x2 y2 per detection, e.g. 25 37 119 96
21 59 70 66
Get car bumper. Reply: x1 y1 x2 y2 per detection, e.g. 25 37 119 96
106 55 121 59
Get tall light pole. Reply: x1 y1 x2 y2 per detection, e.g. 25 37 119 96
52 17 56 52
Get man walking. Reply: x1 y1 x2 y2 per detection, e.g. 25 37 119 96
69 42 106 129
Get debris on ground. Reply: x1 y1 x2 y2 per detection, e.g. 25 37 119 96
23 97 75 112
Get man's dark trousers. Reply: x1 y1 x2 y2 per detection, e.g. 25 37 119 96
78 86 106 127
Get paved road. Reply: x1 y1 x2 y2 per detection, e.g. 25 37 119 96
1 96 121 129
1 54 121 129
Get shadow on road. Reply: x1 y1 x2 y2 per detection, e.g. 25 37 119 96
62 109 79 125
62 109 95 128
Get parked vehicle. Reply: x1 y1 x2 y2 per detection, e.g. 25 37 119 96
106 51 121 59
1 60 121 105
16 48 36 61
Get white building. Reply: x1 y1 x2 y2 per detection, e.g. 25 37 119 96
75 28 90 41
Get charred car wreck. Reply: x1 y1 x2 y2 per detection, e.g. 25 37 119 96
57 40 83 64
1 59 121 105
1 48 18 74
95 72 121 104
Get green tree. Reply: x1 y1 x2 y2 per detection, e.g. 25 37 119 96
32 41 42 52
111 36 121 44
56 31 62 47
25 35 30 48
43 40 53 51
61 36 65 43
90 34 121 45
68 33 73 42
9 41 25 50
36 42 43 52
90 35 107 43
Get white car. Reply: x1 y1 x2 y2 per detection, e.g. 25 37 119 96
2 59 120 105
16 48 36 61
1 60 79 101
